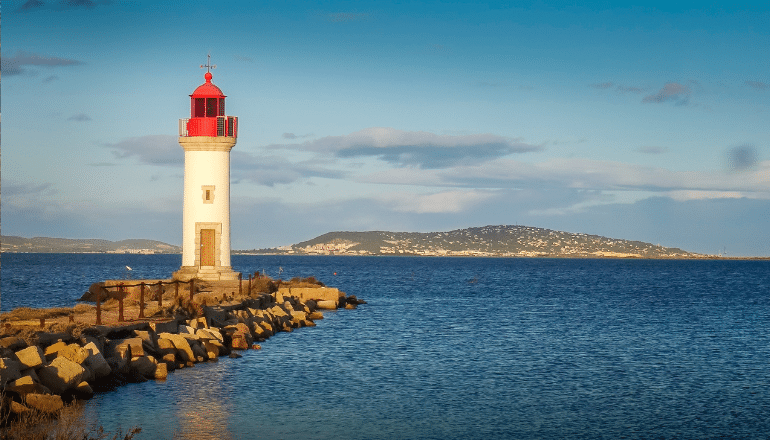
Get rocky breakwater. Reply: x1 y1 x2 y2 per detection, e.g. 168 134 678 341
0 285 365 422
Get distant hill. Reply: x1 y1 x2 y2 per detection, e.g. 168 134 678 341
0 236 181 254
238 225 704 258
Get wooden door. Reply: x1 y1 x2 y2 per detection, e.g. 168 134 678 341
200 229 215 266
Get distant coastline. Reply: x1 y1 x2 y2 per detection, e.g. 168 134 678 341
3 226 767 259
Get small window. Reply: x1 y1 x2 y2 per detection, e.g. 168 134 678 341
218 98 225 116
206 98 217 117
194 98 205 117
201 185 215 204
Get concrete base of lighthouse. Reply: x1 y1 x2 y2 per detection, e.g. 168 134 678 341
172 265 240 282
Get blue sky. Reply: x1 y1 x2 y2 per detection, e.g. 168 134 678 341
2 0 769 256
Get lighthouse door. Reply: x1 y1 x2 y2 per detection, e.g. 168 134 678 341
200 229 215 266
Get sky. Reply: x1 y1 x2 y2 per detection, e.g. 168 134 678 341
2 0 769 256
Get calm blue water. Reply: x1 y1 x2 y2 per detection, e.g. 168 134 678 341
3 254 770 439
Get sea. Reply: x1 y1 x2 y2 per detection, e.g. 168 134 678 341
2 253 770 439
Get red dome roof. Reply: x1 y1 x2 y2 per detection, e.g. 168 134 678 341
190 72 225 98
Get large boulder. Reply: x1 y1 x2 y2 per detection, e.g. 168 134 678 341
190 341 208 362
58 344 89 365
130 356 158 379
71 381 94 400
6 375 51 396
106 356 129 375
230 332 249 350
0 357 23 386
38 357 86 394
133 330 159 356
15 346 46 369
316 300 338 310
83 342 112 378
25 393 64 413
188 317 209 330
44 341 69 362
0 337 27 351
154 362 168 380
158 333 195 364
278 286 344 304
106 338 140 360
196 328 224 344
80 282 110 302
202 341 219 359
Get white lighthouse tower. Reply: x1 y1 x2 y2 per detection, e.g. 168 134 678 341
173 60 240 281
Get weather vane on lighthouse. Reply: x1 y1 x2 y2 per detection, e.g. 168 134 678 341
200 53 216 73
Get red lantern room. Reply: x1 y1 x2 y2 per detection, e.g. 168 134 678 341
179 70 238 138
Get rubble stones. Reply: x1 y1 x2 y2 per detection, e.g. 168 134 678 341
0 286 362 414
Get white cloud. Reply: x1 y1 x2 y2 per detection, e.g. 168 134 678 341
268 127 543 168
377 189 497 214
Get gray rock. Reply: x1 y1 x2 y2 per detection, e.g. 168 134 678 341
0 357 23 386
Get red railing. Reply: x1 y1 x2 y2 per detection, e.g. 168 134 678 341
179 116 238 137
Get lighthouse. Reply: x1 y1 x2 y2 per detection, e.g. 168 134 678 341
173 60 240 282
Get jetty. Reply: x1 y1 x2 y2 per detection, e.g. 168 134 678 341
0 275 365 418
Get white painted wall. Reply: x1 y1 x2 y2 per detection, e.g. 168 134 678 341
180 137 235 268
